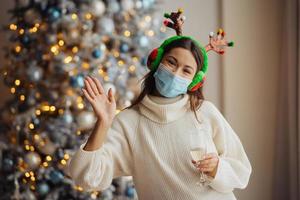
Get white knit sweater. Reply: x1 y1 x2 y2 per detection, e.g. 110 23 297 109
67 93 252 200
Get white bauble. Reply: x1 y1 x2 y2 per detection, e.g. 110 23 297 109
121 0 134 11
76 111 97 130
90 1 106 17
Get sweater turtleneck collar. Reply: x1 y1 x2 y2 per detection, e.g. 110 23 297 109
138 93 190 124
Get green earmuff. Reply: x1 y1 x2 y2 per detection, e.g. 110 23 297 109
147 35 208 91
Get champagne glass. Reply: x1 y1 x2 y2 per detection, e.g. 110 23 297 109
189 132 209 186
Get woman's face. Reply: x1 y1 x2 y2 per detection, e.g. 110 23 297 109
160 47 198 80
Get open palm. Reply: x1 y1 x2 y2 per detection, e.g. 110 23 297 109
82 76 116 126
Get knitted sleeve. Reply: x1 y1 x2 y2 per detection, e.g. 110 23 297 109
206 101 252 193
66 112 135 192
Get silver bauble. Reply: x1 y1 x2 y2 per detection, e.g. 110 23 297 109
90 1 106 17
76 111 96 130
24 152 41 170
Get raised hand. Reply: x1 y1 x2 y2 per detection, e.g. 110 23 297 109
205 28 234 55
82 76 116 126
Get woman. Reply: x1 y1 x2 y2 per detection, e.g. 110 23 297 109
67 36 252 200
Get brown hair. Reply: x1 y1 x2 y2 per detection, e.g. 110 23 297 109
126 38 205 123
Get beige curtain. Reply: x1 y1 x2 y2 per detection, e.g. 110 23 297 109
273 0 300 200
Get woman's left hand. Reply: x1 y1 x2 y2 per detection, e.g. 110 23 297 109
191 153 219 178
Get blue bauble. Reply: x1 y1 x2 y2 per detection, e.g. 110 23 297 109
49 170 64 184
125 186 135 198
47 7 61 21
37 182 49 196
21 35 31 45
142 0 155 9
141 56 147 66
2 158 14 172
70 74 84 88
120 43 130 53
92 49 102 59
139 36 149 47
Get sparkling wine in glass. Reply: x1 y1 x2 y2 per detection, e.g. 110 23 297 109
189 133 209 186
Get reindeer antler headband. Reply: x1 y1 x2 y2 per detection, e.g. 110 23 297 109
147 8 234 91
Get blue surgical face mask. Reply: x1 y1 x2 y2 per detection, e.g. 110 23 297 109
153 63 192 98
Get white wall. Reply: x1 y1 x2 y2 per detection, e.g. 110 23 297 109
222 0 281 200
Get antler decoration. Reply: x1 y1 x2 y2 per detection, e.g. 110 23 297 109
163 8 186 36
205 28 234 54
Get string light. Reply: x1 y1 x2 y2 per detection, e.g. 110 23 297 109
33 134 40 140
71 13 78 20
15 45 22 53
147 30 155 37
118 60 124 66
35 109 41 115
50 106 56 112
29 27 38 33
20 95 25 101
129 65 136 72
124 30 131 37
145 15 151 22
82 62 90 69
98 68 104 75
113 51 120 57
29 146 35 151
15 79 21 86
132 56 139 62
64 154 70 160
60 159 67 165
58 109 64 115
46 155 52 162
50 45 59 55
42 105 50 112
28 123 35 130
72 46 78 53
58 40 64 46
74 186 83 191
42 162 49 167
19 29 24 35
77 103 84 109
25 144 30 151
10 87 16 94
9 24 17 30
64 56 73 64
85 13 92 20
104 76 109 81
25 172 30 177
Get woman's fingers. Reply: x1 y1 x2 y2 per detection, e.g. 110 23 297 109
86 76 99 96
84 79 96 98
82 88 94 103
91 76 104 94
107 88 115 103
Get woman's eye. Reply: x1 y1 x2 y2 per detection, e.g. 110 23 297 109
184 70 192 74
168 59 175 65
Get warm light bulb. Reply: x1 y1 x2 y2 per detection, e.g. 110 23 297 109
71 13 77 20
9 24 17 30
58 40 64 46
15 46 21 53
124 30 131 37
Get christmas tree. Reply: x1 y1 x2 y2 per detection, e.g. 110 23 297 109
0 0 166 199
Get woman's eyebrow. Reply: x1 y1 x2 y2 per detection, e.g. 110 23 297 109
166 55 177 62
